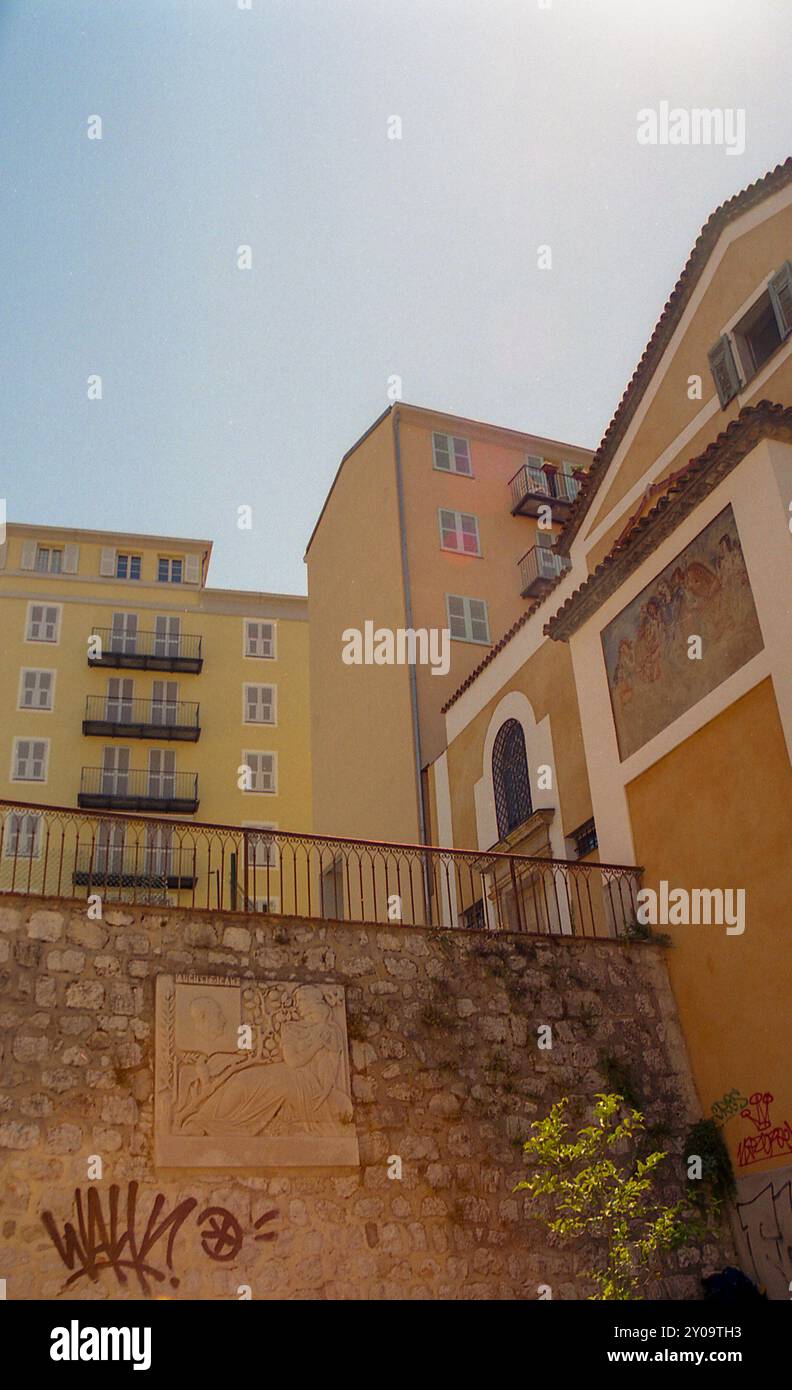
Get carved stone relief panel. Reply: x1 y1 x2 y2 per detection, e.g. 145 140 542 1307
155 975 359 1168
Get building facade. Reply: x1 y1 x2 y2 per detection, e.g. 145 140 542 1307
306 402 592 846
426 158 792 1295
0 523 311 910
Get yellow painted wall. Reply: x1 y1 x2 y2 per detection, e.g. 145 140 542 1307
587 200 792 566
0 525 311 909
626 677 792 1173
441 637 592 852
398 409 590 767
306 415 420 844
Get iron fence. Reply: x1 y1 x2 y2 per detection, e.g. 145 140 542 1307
0 799 642 936
83 695 201 739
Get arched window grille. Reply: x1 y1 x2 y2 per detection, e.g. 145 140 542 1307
492 719 532 840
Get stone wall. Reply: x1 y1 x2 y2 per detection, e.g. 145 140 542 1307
0 895 729 1300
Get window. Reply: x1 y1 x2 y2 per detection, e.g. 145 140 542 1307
35 546 62 573
151 680 178 726
154 615 180 658
244 620 276 659
432 431 472 476
243 751 276 794
3 811 42 859
570 818 598 858
243 683 276 724
26 603 60 643
157 556 183 584
12 738 49 782
492 719 532 840
709 261 792 406
106 678 134 723
148 749 176 798
254 896 281 914
461 899 485 931
321 857 344 920
116 553 142 580
95 821 127 876
18 670 55 711
243 823 279 867
110 612 138 655
100 747 130 796
439 509 481 555
446 594 490 644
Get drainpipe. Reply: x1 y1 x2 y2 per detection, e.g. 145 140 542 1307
392 407 430 847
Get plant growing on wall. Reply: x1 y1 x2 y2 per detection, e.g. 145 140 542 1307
516 1093 706 1300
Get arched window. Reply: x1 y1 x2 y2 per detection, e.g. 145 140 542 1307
492 718 532 840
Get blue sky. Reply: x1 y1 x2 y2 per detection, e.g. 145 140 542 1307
2 0 790 595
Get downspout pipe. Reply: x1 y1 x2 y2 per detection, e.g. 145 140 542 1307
392 406 430 847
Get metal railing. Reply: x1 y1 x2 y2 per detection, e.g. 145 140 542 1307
0 799 642 936
88 628 203 670
83 695 200 738
510 464 581 512
519 544 572 596
77 770 200 812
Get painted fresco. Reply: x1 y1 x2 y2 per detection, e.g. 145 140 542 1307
602 506 764 760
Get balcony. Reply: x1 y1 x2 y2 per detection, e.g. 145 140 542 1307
509 463 581 518
87 628 203 673
72 844 197 892
82 696 201 742
519 544 571 598
78 768 199 814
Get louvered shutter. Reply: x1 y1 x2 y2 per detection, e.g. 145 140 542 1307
768 261 792 340
184 554 200 584
20 541 36 570
707 335 741 407
100 547 116 576
62 544 79 574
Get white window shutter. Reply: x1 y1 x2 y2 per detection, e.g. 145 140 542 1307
707 335 741 407
100 546 116 576
20 540 37 570
184 554 200 584
62 544 79 574
768 261 792 340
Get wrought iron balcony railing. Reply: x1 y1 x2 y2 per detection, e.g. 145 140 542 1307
77 769 199 814
510 463 581 517
519 544 572 599
87 628 203 672
82 696 201 741
0 798 641 936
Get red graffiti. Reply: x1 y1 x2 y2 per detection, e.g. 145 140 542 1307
737 1092 792 1168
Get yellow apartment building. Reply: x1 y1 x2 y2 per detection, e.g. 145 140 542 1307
0 522 311 911
306 402 593 848
426 157 792 1295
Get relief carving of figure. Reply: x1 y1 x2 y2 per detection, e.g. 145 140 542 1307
175 985 353 1137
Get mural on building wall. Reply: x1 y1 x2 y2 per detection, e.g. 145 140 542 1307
155 975 359 1168
602 506 764 761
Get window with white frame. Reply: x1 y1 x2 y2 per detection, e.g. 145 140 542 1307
438 508 481 555
243 683 276 724
116 553 142 580
18 669 55 711
242 751 276 794
446 594 490 644
157 556 183 584
432 432 472 476
709 261 792 406
254 895 281 913
243 823 279 867
3 811 43 859
12 738 49 781
26 604 60 643
244 620 276 659
35 545 63 573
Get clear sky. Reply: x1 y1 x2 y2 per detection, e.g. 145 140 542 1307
2 0 790 595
